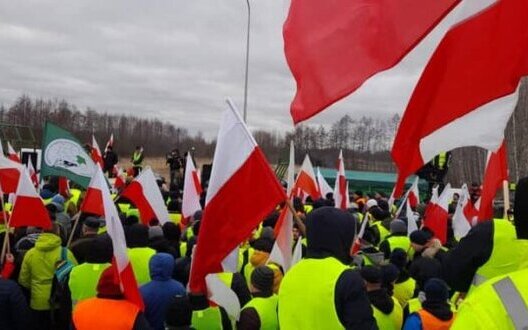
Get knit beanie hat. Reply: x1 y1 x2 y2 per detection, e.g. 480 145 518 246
97 266 122 298
366 199 378 210
250 266 274 293
390 219 407 234
360 265 382 284
410 230 431 246
424 278 449 302
148 226 164 240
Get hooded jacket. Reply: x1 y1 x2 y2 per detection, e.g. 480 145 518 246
18 233 77 310
140 253 186 330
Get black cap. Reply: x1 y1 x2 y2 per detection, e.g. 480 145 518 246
410 230 432 245
84 217 101 229
360 265 382 284
251 266 275 293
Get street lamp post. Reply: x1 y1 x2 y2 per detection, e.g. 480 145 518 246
243 0 251 123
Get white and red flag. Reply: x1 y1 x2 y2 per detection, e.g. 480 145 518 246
283 0 460 123
408 177 420 209
9 168 51 229
316 167 333 199
268 201 295 272
113 165 126 191
189 99 286 293
181 152 202 225
26 161 38 188
91 135 104 169
334 150 349 210
7 142 20 163
452 184 473 240
0 155 24 194
392 0 528 196
121 168 170 225
88 167 143 309
478 141 508 222
423 184 451 244
293 154 321 200
105 133 114 152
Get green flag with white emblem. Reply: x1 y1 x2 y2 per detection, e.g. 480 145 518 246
41 122 96 188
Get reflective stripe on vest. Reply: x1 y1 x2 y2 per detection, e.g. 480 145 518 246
372 297 403 330
73 298 138 330
492 276 528 329
278 257 348 330
192 307 223 330
242 295 279 330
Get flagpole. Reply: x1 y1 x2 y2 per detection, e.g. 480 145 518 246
66 211 82 248
243 0 251 123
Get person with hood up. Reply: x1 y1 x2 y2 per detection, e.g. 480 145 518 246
390 248 416 308
442 176 528 295
126 223 156 285
72 265 151 329
379 219 411 259
361 266 403 330
238 265 278 330
403 278 454 330
140 253 186 330
278 207 376 329
366 200 392 245
18 223 77 329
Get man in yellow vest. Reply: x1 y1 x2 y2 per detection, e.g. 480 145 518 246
361 265 403 330
379 219 411 259
451 267 528 329
390 249 416 308
125 224 156 285
238 265 278 330
441 176 528 295
278 207 376 329
403 278 454 330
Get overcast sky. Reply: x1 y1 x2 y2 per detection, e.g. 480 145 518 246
0 0 455 139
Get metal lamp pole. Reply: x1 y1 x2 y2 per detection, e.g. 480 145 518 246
243 0 251 123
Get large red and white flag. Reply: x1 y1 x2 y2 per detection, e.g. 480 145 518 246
121 168 170 225
334 150 349 210
91 135 104 169
293 154 321 200
9 168 51 229
268 201 294 272
423 184 451 244
181 152 202 225
478 141 508 221
316 167 333 199
283 0 460 123
105 133 114 152
0 155 24 194
80 167 106 217
89 167 143 309
7 142 20 163
392 0 528 196
452 184 473 240
26 161 39 188
189 99 286 293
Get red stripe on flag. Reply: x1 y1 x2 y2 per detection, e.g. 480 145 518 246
294 171 321 200
121 181 157 225
0 168 20 194
10 195 51 229
81 187 104 216
192 171 203 195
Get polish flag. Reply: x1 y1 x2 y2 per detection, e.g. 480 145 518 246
283 0 460 123
293 154 321 200
181 152 202 225
423 184 451 244
26 161 39 188
89 167 144 309
105 133 114 152
286 141 295 196
7 142 20 163
452 184 473 240
408 177 420 208
334 150 349 210
91 135 104 169
406 199 419 235
478 142 508 222
351 211 369 255
9 168 51 229
0 156 24 194
392 0 528 196
113 165 126 191
189 99 286 293
80 168 106 217
268 201 294 272
121 168 170 225
316 167 333 199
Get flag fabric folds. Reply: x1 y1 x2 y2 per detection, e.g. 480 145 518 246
0 155 24 194
423 184 451 244
478 142 508 221
40 122 96 188
293 154 320 200
334 150 349 210
189 99 286 294
283 0 460 123
7 142 20 163
392 0 528 196
269 202 294 272
9 168 51 229
91 135 104 169
181 152 202 224
452 184 473 240
121 168 170 225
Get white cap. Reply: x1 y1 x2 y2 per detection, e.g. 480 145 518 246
366 199 378 210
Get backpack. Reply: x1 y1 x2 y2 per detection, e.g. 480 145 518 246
49 247 75 329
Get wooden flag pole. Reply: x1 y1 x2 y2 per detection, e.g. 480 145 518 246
503 180 510 220
66 211 82 248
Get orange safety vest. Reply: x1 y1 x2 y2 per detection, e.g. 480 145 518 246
73 298 139 330
417 309 454 330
